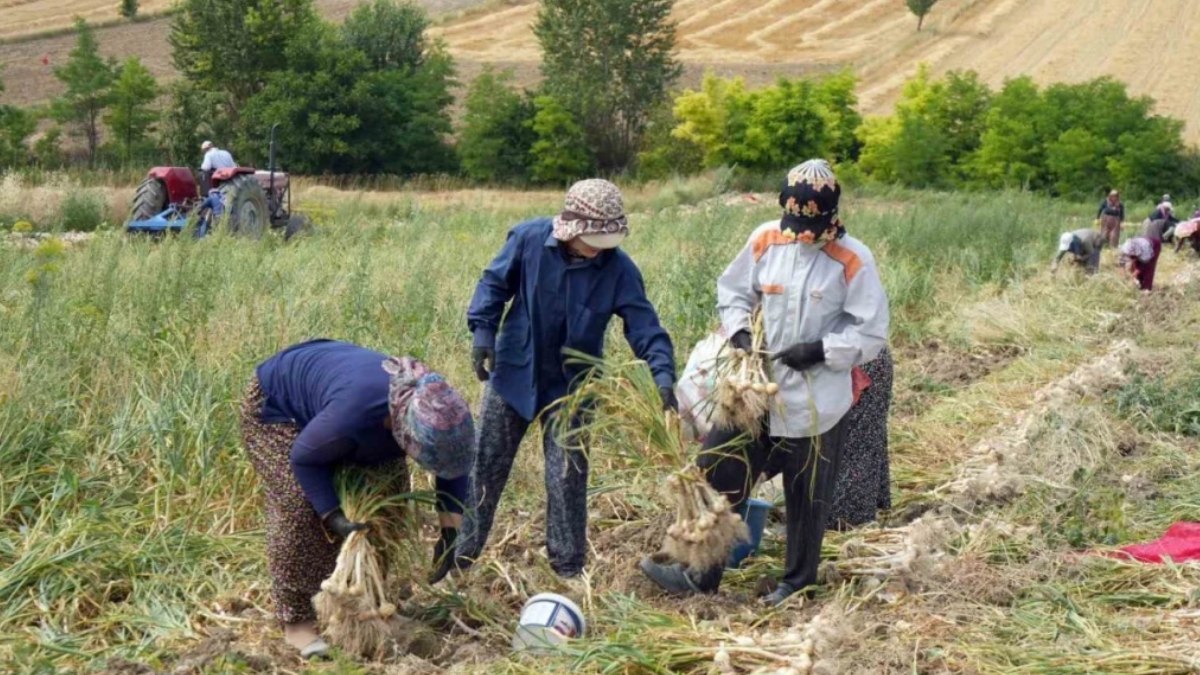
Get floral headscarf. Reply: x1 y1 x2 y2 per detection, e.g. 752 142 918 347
779 159 842 245
551 179 629 245
383 356 474 479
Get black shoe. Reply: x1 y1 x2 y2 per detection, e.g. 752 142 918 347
761 582 799 606
639 556 703 596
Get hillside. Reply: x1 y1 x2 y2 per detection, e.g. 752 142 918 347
1 0 1199 143
0 0 488 106
430 0 1200 142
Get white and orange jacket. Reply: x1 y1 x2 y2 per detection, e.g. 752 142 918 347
718 220 890 438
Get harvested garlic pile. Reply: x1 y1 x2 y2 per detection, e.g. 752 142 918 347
314 530 400 660
662 466 749 570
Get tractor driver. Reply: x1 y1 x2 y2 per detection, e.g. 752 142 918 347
200 140 237 193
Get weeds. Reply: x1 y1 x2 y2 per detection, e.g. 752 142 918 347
0 183 1196 672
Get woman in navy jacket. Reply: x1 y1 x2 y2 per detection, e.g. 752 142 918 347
457 179 676 578
241 339 474 658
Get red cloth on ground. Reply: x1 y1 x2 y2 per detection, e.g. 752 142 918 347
1116 522 1200 563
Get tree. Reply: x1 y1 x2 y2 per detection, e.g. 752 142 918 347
343 0 428 72
635 99 703 180
104 57 159 166
906 0 938 31
1046 128 1110 198
33 126 64 168
170 0 318 121
0 106 35 169
0 69 35 168
968 77 1047 189
730 78 831 172
1108 118 1189 200
811 70 862 161
119 0 139 20
158 80 230 166
52 19 115 168
458 69 537 183
242 17 456 175
535 0 680 172
672 74 752 169
529 95 592 184
926 70 992 170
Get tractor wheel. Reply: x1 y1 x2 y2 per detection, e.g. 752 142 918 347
130 178 167 222
284 213 314 241
218 174 269 238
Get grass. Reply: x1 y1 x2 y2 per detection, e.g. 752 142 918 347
1 179 1198 673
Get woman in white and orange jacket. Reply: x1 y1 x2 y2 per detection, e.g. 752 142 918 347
642 159 890 605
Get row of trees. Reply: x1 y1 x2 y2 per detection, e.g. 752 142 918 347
0 19 158 169
0 0 1194 202
855 66 1197 199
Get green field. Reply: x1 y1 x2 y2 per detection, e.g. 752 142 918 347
2 180 1199 673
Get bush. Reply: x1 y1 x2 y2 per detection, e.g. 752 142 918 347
58 190 107 232
671 72 862 174
529 95 592 185
458 69 536 183
634 100 703 181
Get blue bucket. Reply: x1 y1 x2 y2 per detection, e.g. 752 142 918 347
726 498 772 569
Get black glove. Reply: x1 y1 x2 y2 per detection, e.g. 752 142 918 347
773 341 825 372
322 508 367 538
659 385 679 413
428 527 459 584
472 346 494 382
729 330 753 353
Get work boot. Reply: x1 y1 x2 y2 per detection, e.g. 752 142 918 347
639 556 702 596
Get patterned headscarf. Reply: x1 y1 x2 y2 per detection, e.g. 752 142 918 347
382 357 474 479
779 159 842 245
552 179 629 248
1121 237 1154 263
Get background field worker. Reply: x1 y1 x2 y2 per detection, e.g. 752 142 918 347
1052 227 1107 275
199 140 236 192
240 339 474 659
200 140 236 171
459 178 677 579
1148 200 1175 225
1096 190 1125 247
640 159 889 606
1127 220 1168 293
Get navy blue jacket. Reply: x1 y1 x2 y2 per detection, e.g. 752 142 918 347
467 218 676 421
254 339 467 516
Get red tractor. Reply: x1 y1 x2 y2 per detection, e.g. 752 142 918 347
126 126 308 238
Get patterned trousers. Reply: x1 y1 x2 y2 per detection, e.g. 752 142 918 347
456 386 589 576
240 379 408 624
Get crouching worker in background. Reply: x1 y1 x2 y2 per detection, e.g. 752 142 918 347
1052 226 1107 275
457 178 677 579
641 160 889 606
240 339 474 659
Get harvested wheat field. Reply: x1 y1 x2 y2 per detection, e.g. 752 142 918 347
0 0 489 107
3 0 1199 140
431 0 1200 142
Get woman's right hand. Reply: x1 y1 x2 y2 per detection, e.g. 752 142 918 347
322 508 368 538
